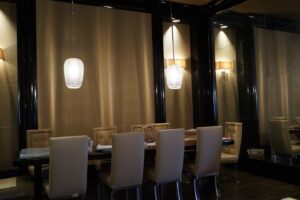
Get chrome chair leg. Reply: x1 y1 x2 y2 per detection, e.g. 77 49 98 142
97 182 102 200
214 176 221 197
126 189 129 200
136 186 143 200
154 184 159 200
160 184 164 200
193 177 200 200
176 181 183 200
81 194 86 200
110 190 115 200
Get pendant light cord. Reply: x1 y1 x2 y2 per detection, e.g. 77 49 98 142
71 0 75 56
170 3 175 62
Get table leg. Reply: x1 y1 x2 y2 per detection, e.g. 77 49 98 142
33 163 43 200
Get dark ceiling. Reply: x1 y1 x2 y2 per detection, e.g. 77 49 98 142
170 0 300 21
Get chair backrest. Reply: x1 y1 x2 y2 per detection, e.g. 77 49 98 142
48 135 88 198
194 126 222 177
269 119 292 154
93 126 117 145
296 117 300 125
223 122 243 157
26 129 52 148
131 124 146 132
110 132 145 189
152 123 170 130
154 129 185 183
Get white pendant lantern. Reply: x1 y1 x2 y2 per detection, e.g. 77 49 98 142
64 0 84 89
165 4 184 90
64 58 84 89
165 64 184 90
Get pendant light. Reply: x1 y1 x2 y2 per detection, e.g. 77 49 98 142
64 0 84 89
165 3 184 90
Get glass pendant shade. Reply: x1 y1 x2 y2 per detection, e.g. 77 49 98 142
64 58 84 89
165 64 184 90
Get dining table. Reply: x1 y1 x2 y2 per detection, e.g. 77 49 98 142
15 137 234 200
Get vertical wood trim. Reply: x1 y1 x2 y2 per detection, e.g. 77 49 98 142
190 12 217 127
17 0 38 149
151 5 166 123
236 21 260 155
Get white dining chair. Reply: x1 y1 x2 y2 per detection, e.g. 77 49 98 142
185 126 223 200
43 135 88 199
98 132 145 200
146 129 185 200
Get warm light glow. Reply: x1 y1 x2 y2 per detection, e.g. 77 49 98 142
166 59 186 68
0 48 4 61
215 61 233 81
165 64 184 90
215 61 233 71
64 58 84 89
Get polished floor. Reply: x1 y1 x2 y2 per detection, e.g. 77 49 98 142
0 167 300 200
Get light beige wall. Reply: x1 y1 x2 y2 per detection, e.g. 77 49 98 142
214 28 239 126
36 0 154 137
0 3 18 170
163 22 193 129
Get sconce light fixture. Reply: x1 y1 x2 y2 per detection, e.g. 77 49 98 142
64 0 84 89
165 3 184 90
0 48 4 61
215 61 233 81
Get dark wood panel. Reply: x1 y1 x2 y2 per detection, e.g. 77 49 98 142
16 0 38 150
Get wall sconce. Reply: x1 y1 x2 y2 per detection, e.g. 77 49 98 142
215 61 233 81
0 48 4 61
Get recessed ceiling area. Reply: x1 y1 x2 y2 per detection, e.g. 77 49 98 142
230 0 300 21
168 0 211 6
169 0 300 21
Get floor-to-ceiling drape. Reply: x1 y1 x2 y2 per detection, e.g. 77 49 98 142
36 0 154 137
255 27 300 145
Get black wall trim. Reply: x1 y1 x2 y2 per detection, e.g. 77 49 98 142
214 11 300 34
151 5 166 123
190 11 218 127
235 20 260 156
17 0 38 150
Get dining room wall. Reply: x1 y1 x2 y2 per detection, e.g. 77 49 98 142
214 28 239 126
0 2 18 170
163 22 193 129
36 0 154 137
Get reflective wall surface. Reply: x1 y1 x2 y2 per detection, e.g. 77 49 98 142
214 0 300 168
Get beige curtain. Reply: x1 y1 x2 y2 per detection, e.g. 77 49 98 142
36 0 154 137
255 27 300 145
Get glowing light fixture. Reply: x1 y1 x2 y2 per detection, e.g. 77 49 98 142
215 61 233 81
64 0 84 89
165 4 184 90
0 48 4 61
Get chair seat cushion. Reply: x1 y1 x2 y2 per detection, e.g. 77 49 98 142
221 153 238 164
146 167 181 184
146 168 156 182
291 145 300 153
99 172 113 188
28 164 49 178
184 164 218 178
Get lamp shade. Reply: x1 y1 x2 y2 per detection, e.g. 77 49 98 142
215 61 233 71
64 58 84 89
0 48 4 60
165 64 184 90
